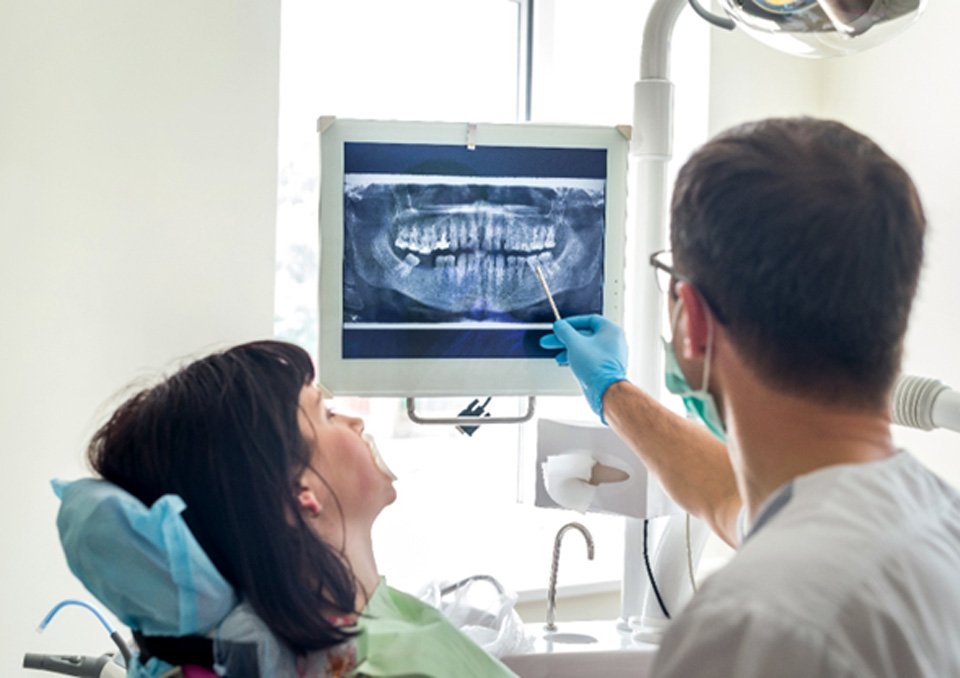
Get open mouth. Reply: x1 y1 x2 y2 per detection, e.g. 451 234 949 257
364 433 397 481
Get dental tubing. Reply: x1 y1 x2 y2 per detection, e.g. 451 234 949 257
27 599 131 676
37 599 131 664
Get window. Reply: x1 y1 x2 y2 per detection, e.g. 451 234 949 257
276 0 712 598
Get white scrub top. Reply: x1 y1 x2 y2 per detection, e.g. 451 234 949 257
651 451 960 678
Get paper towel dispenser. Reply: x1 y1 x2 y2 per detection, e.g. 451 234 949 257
535 418 680 519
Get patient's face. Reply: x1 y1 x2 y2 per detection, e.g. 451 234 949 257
297 385 397 526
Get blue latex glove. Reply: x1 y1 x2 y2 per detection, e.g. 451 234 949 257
539 314 628 422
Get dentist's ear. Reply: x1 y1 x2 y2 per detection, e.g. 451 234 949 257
675 282 712 360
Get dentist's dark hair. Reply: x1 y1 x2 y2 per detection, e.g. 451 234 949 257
670 117 926 408
87 340 357 654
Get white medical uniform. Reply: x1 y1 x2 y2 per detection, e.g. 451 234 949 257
651 451 960 678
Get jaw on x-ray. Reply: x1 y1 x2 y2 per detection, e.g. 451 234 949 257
340 142 607 359
344 178 603 326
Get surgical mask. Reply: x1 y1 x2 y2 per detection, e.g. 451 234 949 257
663 300 727 442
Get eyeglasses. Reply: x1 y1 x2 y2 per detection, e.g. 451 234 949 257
648 249 726 323
649 249 689 299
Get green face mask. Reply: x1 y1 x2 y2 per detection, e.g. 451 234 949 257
663 301 727 442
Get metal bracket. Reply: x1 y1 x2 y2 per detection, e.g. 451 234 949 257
316 115 337 133
466 122 478 150
405 397 537 426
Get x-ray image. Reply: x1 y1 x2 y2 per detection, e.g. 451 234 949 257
340 142 607 359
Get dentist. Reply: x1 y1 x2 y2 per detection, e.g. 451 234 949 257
541 117 960 677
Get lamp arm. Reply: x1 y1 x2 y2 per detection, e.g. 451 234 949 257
619 0 692 632
686 0 736 31
624 0 730 635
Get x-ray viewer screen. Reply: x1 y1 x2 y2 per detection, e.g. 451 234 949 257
342 142 606 359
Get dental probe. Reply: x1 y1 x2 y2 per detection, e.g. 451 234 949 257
533 264 562 321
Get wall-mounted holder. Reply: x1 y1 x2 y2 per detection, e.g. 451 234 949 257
535 418 675 519
405 396 537 429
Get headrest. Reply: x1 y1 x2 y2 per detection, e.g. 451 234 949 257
53 478 238 637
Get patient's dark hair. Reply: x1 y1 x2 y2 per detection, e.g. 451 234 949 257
670 117 926 408
88 340 356 654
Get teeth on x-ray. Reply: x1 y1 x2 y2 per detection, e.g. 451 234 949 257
394 221 557 260
344 181 604 318
395 252 420 278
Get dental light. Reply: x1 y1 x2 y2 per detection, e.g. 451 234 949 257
692 0 927 57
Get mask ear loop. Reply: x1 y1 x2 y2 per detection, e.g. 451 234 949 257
701 310 714 393
669 298 684 339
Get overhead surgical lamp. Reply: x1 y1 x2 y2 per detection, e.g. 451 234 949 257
621 0 928 640
691 0 926 57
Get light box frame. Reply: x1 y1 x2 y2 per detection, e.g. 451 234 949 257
317 117 628 397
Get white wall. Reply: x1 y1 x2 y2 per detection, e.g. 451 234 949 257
707 6 960 483
708 19 825 133
0 2 280 672
818 4 960 476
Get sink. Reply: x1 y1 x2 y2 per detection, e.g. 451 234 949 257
502 620 658 678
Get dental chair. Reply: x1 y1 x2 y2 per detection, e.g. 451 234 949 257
52 478 357 678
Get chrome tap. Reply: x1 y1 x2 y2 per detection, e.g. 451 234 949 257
545 521 595 631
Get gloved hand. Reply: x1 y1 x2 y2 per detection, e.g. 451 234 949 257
539 314 628 422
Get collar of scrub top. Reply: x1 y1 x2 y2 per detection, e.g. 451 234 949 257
738 481 795 544
52 478 238 637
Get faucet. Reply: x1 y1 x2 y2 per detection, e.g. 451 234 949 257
545 521 595 631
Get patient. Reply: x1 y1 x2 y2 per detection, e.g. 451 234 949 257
64 340 516 677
